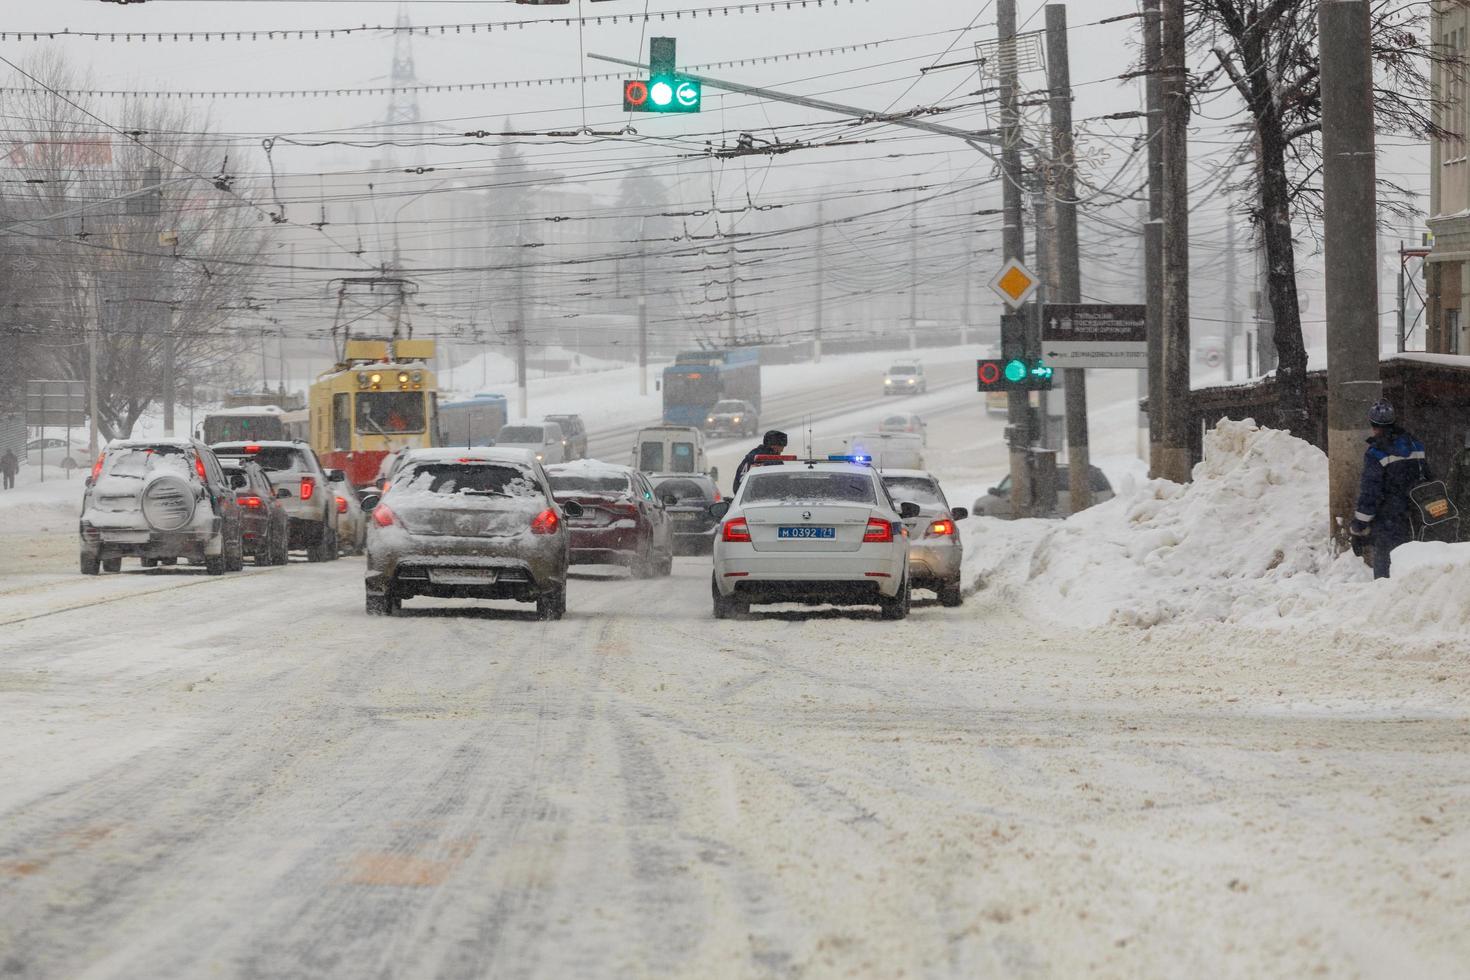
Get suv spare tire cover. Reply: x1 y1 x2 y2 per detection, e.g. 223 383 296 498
142 474 197 531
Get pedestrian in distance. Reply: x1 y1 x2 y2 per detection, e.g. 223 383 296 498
0 448 16 490
1350 400 1432 580
733 429 789 495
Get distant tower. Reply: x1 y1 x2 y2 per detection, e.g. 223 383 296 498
381 7 423 163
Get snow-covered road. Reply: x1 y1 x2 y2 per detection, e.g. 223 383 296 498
1 550 1466 978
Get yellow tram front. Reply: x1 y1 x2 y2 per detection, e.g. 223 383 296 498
309 339 439 487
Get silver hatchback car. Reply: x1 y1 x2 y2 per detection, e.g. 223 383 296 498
364 449 581 620
881 470 967 607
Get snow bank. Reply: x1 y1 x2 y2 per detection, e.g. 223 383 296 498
1336 541 1470 639
964 419 1368 628
0 477 84 534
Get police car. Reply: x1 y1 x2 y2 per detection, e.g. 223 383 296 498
709 454 921 620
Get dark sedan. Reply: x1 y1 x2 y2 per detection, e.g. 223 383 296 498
650 473 721 555
546 461 674 578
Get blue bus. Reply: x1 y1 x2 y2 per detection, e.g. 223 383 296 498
662 348 762 427
436 393 509 448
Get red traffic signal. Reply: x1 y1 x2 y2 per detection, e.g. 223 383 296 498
623 79 650 111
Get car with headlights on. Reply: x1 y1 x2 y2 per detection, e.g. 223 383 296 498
882 361 927 396
703 399 759 438
365 448 580 619
709 455 921 620
211 441 341 562
220 457 289 566
650 472 722 554
880 469 967 606
79 438 244 575
546 460 674 577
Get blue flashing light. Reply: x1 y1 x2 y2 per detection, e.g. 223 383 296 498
827 454 873 465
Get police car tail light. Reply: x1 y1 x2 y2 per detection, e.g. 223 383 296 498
372 504 400 528
927 519 955 537
863 518 894 543
722 517 751 543
531 508 560 535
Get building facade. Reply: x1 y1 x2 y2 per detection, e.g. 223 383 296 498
1429 1 1470 354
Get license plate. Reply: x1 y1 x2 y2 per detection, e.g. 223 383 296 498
778 526 835 539
102 531 150 544
672 513 699 523
429 569 496 585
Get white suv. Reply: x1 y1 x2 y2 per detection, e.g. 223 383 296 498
882 361 927 395
709 456 920 620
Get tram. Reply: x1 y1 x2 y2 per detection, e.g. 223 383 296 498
307 338 440 487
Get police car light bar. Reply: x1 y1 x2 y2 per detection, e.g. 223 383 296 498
753 454 798 462
827 454 873 465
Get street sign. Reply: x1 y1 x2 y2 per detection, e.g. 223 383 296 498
25 379 86 427
989 259 1039 309
1041 303 1148 369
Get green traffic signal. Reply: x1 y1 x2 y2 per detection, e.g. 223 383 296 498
1004 359 1028 383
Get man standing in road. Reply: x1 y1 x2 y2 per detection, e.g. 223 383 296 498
733 429 789 495
1351 400 1432 579
0 447 16 490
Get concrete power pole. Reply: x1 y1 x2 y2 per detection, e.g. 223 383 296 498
1320 0 1382 550
1224 202 1238 383
815 199 825 363
998 0 1032 519
162 305 176 438
515 224 528 420
1159 0 1194 483
727 246 739 345
1047 4 1090 511
909 189 920 350
638 234 648 397
1143 0 1166 478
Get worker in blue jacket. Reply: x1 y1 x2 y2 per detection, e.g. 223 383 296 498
1351 400 1432 580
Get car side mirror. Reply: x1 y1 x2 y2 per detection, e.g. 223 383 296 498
358 493 381 513
561 500 584 519
276 487 292 499
951 507 969 521
326 469 347 484
899 501 922 520
708 500 731 520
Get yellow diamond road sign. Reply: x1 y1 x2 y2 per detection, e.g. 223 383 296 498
989 258 1039 309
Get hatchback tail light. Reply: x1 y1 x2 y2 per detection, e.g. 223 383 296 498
300 476 316 501
863 518 895 543
194 456 207 480
531 508 560 535
722 517 751 543
927 519 955 537
336 495 348 514
239 495 263 510
608 501 641 519
372 504 399 528
90 453 105 481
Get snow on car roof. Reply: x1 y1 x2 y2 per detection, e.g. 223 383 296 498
401 447 537 465
212 439 300 448
545 459 634 477
110 437 196 449
879 468 939 481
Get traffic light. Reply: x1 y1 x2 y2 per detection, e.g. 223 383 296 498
621 36 702 113
977 358 1054 392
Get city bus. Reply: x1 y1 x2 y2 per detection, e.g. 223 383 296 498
307 338 440 487
661 348 762 427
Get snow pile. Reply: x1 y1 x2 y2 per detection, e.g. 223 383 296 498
964 419 1367 628
1330 541 1470 639
0 478 84 534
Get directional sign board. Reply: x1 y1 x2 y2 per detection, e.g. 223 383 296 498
988 259 1039 310
25 379 86 427
1041 303 1148 369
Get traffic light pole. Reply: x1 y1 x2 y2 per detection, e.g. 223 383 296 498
1046 4 1090 512
1159 0 1194 483
997 0 1033 519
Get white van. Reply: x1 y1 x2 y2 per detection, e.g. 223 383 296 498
632 425 710 478
845 431 925 471
495 421 566 464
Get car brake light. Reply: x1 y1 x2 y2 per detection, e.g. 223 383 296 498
239 496 262 509
300 476 315 501
244 444 261 453
713 490 722 503
863 518 894 543
531 508 560 535
90 453 105 481
722 517 751 543
336 495 348 514
194 456 207 480
927 519 955 537
372 504 398 527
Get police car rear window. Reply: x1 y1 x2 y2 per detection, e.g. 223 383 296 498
743 472 876 504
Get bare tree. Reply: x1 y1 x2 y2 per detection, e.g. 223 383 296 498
1186 0 1447 436
0 52 268 439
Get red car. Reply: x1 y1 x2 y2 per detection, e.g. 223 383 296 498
546 461 674 579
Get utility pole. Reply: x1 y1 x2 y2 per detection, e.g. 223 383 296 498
999 0 1032 519
960 207 973 347
638 234 648 397
1254 134 1277 374
1047 3 1090 511
515 224 528 420
162 305 176 438
1224 203 1238 383
814 199 825 363
89 275 101 455
909 189 920 350
727 246 738 345
1159 0 1194 483
1321 0 1381 551
1143 0 1165 477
